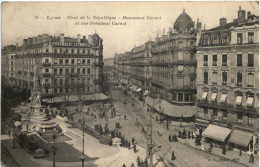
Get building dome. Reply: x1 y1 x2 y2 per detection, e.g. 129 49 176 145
174 9 194 31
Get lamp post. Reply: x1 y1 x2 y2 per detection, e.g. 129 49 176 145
79 116 86 167
51 133 57 167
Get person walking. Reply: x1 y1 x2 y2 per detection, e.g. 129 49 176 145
169 134 172 142
239 150 242 156
130 163 135 167
134 144 137 153
249 154 254 164
171 151 176 160
122 164 126 167
136 156 140 166
222 145 226 155
132 137 135 145
144 158 148 167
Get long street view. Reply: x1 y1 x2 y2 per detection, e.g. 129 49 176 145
1 2 259 167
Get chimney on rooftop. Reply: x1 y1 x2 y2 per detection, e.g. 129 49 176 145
77 34 81 43
60 33 64 43
238 6 246 24
220 17 227 26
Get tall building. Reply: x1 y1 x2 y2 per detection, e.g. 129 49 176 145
196 7 259 152
114 41 153 94
114 10 202 121
1 45 16 85
6 33 104 98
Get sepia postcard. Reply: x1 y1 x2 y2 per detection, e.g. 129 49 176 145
1 1 259 167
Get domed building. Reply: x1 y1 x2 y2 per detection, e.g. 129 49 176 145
174 9 195 32
147 10 202 122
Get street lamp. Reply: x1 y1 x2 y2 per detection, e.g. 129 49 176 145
51 133 57 167
79 116 87 167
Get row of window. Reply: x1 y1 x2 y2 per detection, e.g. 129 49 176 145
44 87 91 94
203 54 254 67
44 78 92 85
172 92 193 102
201 91 255 107
48 48 91 54
45 58 92 65
201 108 255 126
203 71 254 87
237 32 254 44
45 68 91 74
203 32 254 45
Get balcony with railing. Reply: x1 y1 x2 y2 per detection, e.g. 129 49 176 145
42 73 51 77
43 83 50 87
94 62 104 66
197 99 259 115
150 60 169 66
43 62 51 67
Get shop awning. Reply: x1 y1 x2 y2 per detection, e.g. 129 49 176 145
202 124 231 142
82 94 95 101
211 93 217 101
235 96 242 105
68 95 80 102
246 97 254 106
155 99 197 118
42 98 49 102
202 92 208 100
135 88 142 92
229 130 253 147
145 96 161 107
47 96 67 103
220 94 227 102
93 93 109 101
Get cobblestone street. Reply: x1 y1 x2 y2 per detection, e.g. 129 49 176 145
108 87 259 167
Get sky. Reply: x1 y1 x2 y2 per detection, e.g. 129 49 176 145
1 1 259 58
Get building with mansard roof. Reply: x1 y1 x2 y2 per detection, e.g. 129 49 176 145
196 6 259 152
114 9 202 121
5 33 105 102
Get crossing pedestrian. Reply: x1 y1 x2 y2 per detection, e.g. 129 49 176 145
171 151 176 160
144 158 148 167
134 144 137 153
222 145 226 155
178 131 181 138
137 156 140 166
132 137 135 145
169 134 172 142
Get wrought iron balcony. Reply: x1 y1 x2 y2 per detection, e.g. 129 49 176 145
43 83 50 87
43 62 51 67
94 62 104 66
42 73 51 77
197 99 258 115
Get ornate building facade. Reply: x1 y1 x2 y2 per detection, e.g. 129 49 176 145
196 7 259 151
114 10 202 120
114 41 152 93
6 33 104 98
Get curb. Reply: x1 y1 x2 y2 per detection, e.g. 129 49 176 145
178 140 254 167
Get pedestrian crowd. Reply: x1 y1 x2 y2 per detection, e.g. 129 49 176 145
136 156 148 167
115 122 121 129
94 124 109 135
